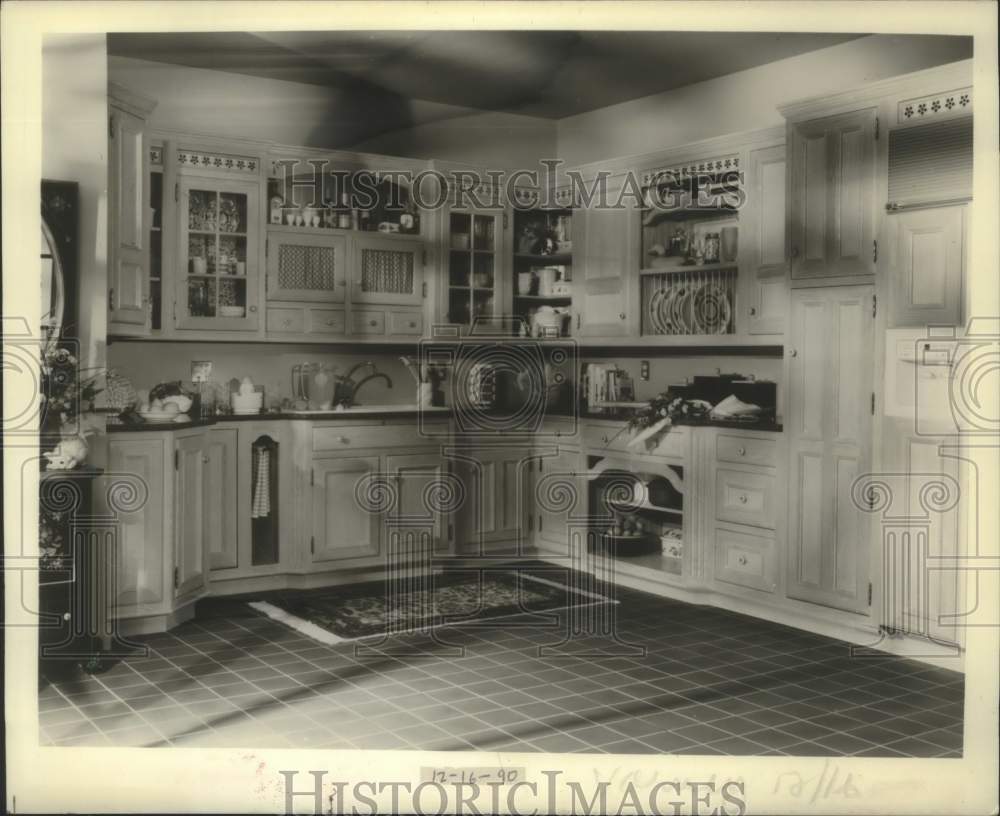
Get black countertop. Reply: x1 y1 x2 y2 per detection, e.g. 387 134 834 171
566 410 783 432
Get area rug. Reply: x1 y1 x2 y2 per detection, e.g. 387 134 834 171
248 571 613 643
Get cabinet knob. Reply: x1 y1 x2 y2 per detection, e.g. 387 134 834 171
409 321 417 328
202 455 210 464
249 305 257 313
790 246 800 258
369 320 377 327
737 555 748 566
737 447 746 456
738 494 748 504
62 612 71 621
749 307 757 316
619 312 626 320
789 348 798 357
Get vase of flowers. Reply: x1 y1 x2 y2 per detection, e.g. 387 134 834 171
39 346 103 469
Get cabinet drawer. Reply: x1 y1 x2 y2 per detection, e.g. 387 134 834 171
583 423 687 458
313 423 424 451
267 307 305 334
715 468 775 529
716 433 778 468
308 308 346 335
351 310 386 335
389 311 423 336
715 526 776 593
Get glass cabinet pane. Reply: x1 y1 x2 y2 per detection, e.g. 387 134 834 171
219 192 247 234
449 251 471 287
473 253 494 289
473 215 494 251
449 289 471 325
188 189 217 232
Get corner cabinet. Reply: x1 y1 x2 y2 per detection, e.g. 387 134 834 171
108 83 156 335
175 176 262 331
788 108 878 280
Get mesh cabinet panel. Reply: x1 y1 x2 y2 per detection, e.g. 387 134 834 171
360 248 414 294
277 243 338 292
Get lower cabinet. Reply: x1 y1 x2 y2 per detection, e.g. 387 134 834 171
533 446 582 549
452 446 533 554
311 456 383 564
108 429 212 628
205 426 239 570
384 452 452 555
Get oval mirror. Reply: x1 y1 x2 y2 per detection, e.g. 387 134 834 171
41 217 65 341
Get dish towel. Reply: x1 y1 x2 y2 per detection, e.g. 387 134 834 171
252 446 270 518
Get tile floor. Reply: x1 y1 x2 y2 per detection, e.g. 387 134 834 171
39 566 964 755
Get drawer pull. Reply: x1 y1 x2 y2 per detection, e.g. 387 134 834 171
324 319 336 326
737 554 748 566
737 447 746 456
282 319 292 328
369 320 377 327
337 436 349 444
738 494 748 504
749 307 757 316
409 321 416 328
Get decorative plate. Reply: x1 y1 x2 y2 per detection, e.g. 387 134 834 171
692 283 732 334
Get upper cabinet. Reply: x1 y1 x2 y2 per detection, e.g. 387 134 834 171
577 200 633 338
176 176 262 331
788 108 878 279
444 208 505 333
744 144 788 335
108 83 156 335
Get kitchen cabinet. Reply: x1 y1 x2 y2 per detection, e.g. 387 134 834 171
445 207 506 333
534 447 582 549
785 285 874 614
173 430 209 599
205 426 239 570
576 201 636 337
454 447 533 554
384 453 452 554
887 205 964 327
744 144 788 334
351 234 424 306
311 456 383 564
788 108 878 280
266 228 348 302
108 84 156 334
108 436 168 610
108 428 212 631
176 176 261 331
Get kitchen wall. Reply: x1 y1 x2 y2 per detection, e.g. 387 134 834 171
107 342 416 409
558 34 974 167
108 56 557 169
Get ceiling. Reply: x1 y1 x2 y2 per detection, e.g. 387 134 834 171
108 30 864 120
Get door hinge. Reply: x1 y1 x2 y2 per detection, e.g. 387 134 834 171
871 392 876 415
173 566 179 590
872 239 878 264
109 115 115 140
421 249 427 266
448 523 453 541
872 294 877 318
310 468 314 487
310 536 315 555
527 515 533 532
502 212 509 230
174 182 179 203
874 116 879 141
422 281 428 299
538 515 543 532
867 581 873 606
576 313 581 330
174 449 179 470
172 301 177 322
265 237 269 256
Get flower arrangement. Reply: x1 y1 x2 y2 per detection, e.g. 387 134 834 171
626 390 711 433
40 346 103 454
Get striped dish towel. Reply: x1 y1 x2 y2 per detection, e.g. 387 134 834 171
251 446 270 518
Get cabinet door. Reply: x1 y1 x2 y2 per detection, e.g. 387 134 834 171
108 437 166 609
786 285 874 613
266 229 347 303
174 431 208 599
745 144 788 335
311 456 381 563
888 206 963 327
577 204 635 337
789 109 877 279
384 453 450 554
535 449 581 547
176 177 261 330
455 449 531 552
445 208 504 332
206 427 239 570
108 105 150 330
351 235 424 306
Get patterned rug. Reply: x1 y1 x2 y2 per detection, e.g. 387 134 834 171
248 571 611 642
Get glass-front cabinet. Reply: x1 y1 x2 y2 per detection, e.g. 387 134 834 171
176 177 260 330
447 210 501 330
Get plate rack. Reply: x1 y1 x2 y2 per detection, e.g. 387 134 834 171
641 266 737 336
